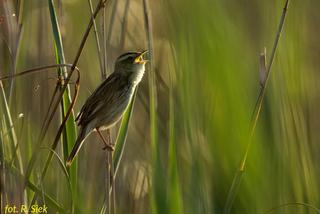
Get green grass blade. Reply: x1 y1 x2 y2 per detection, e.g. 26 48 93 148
17 0 25 26
47 0 78 197
167 61 183 214
0 81 24 173
223 1 290 213
88 0 104 78
113 89 138 176
142 0 161 213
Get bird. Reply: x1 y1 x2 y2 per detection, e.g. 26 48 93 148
66 50 148 166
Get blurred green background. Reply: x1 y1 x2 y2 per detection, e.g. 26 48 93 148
1 0 320 213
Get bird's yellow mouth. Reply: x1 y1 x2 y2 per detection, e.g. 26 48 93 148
134 50 149 64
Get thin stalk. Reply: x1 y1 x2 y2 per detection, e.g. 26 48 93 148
0 131 5 211
106 0 118 48
1 0 22 105
17 0 25 26
0 3 25 188
106 152 111 214
111 160 116 214
142 0 159 213
108 128 116 214
103 4 112 212
88 0 104 78
103 3 108 78
72 0 109 70
105 130 111 214
46 2 79 211
0 64 78 81
0 81 19 162
167 50 183 213
113 89 138 177
119 0 130 49
242 0 290 171
240 0 289 171
223 1 290 213
48 1 78 189
91 1 113 211
142 0 157 154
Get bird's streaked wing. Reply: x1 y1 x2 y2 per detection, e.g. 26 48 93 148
76 72 128 126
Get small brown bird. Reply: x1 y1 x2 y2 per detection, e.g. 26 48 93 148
66 51 148 166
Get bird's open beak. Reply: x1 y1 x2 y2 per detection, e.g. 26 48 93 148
134 50 149 64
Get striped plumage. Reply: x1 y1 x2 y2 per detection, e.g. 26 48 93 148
66 51 147 166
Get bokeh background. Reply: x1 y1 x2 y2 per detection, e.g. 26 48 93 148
1 0 320 213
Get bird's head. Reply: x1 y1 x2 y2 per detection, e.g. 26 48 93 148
115 50 148 85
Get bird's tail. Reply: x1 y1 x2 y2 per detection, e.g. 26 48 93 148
66 126 91 166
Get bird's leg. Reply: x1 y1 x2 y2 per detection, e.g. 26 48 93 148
96 128 114 151
107 129 113 146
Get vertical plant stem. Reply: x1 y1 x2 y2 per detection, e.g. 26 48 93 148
242 0 290 172
106 0 118 47
88 0 104 78
103 4 108 78
143 0 157 148
104 129 116 214
167 54 183 213
119 0 130 49
142 0 160 213
0 81 23 173
17 0 24 26
47 1 78 210
105 130 111 214
48 0 77 160
109 129 115 214
0 131 5 211
113 89 138 177
2 0 20 105
0 79 27 205
106 155 111 214
102 7 110 212
0 4 26 206
223 1 290 213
